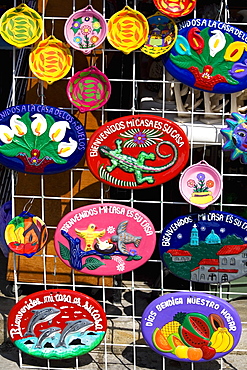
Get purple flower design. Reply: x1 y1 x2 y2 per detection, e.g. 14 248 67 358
72 21 81 29
133 132 147 145
197 173 205 181
129 249 137 256
229 60 247 79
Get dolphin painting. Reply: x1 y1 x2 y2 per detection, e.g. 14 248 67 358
24 307 61 337
56 318 94 348
35 327 61 348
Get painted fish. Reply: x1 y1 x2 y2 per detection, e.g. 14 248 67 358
111 220 142 254
35 326 61 348
24 307 60 337
56 318 94 348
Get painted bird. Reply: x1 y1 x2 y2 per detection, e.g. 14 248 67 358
111 220 142 255
75 224 105 251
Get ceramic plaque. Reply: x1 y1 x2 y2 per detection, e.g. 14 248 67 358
0 3 43 48
8 289 107 359
221 112 247 164
86 114 189 189
179 161 223 209
153 0 197 18
163 19 247 94
64 4 107 55
159 211 247 284
0 104 87 174
54 203 156 276
5 211 48 258
141 292 241 362
141 12 177 58
29 36 73 84
107 6 149 54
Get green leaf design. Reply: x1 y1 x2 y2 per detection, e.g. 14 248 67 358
102 255 112 259
133 255 142 260
39 142 67 164
59 242 70 261
74 78 81 84
170 54 201 70
19 112 35 148
125 256 133 261
85 93 95 97
7 29 14 37
0 141 28 157
77 92 83 100
83 257 105 270
97 83 103 91
79 82 84 91
45 114 55 129
9 216 24 229
84 98 96 102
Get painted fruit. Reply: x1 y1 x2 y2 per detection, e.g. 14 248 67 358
152 328 173 352
174 312 214 340
167 333 184 352
174 345 189 359
210 327 234 353
201 345 216 360
209 313 225 331
187 347 203 361
179 326 211 348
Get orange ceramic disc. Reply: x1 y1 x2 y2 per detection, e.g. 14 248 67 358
29 36 72 84
107 6 149 54
153 0 197 18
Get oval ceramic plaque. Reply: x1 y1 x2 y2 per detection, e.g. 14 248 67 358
221 112 247 164
0 104 87 174
159 211 247 284
163 19 247 93
54 203 156 276
5 211 48 258
179 161 222 209
8 289 107 359
86 115 189 189
141 292 241 362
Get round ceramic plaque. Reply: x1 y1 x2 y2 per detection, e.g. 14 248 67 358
179 161 223 209
64 4 107 55
0 104 87 174
29 36 73 84
141 292 241 362
107 6 149 54
5 211 48 258
159 210 247 284
141 11 177 58
54 203 156 276
163 19 247 94
0 3 43 48
66 66 111 113
8 289 107 359
221 112 247 164
153 0 197 18
86 114 189 189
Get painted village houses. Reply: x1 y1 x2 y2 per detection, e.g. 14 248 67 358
191 245 247 283
167 249 192 262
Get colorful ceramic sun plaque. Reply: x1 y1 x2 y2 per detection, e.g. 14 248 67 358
0 104 87 174
54 203 156 276
5 211 48 258
86 114 189 189
141 292 241 362
141 11 177 58
66 66 111 113
107 6 149 54
29 36 73 84
159 210 247 284
179 161 222 209
153 0 197 18
163 19 247 94
221 112 247 163
0 3 43 48
8 289 107 359
64 4 107 55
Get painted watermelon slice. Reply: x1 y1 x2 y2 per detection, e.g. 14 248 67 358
179 326 211 348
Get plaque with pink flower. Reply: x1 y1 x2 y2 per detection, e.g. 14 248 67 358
179 161 223 209
64 5 107 55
